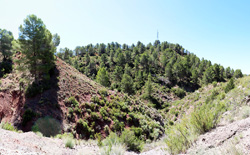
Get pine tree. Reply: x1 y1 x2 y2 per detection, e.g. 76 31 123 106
85 52 90 66
112 66 123 82
145 73 153 97
121 74 134 95
202 66 215 85
234 69 243 78
190 69 199 84
225 78 235 93
0 29 14 61
17 14 59 81
165 64 173 82
96 67 110 87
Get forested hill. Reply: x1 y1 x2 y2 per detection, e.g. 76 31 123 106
57 41 243 99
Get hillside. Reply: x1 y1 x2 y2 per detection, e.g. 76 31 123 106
163 75 250 154
0 56 166 140
1 74 250 154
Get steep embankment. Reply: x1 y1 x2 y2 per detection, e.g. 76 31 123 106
0 57 102 128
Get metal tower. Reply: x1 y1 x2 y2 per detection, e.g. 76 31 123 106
157 30 159 40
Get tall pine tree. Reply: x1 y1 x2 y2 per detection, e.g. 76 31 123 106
17 14 59 81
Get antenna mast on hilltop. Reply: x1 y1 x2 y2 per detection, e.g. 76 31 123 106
157 30 159 40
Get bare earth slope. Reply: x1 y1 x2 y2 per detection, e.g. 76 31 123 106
186 117 250 155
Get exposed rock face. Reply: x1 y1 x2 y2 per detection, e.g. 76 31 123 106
0 90 24 125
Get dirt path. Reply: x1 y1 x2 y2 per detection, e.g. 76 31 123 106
0 128 99 155
0 128 169 155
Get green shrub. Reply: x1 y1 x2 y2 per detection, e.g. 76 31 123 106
165 101 227 154
95 133 103 146
91 95 100 103
100 107 109 117
0 122 17 132
110 95 114 99
225 78 235 93
65 137 74 149
112 120 124 132
171 88 186 98
55 132 74 139
120 129 143 152
75 119 93 138
90 112 100 120
190 102 223 134
98 88 108 96
100 100 105 106
219 92 226 100
104 125 110 134
100 144 126 155
32 116 61 137
212 81 217 87
22 108 36 126
131 127 143 137
165 118 192 154
169 120 174 126
102 132 121 147
65 96 79 107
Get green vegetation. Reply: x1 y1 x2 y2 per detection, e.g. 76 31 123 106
70 94 164 140
0 14 248 154
224 78 235 93
0 122 17 132
22 108 37 126
163 75 250 154
120 129 144 152
96 67 110 87
65 137 75 149
0 28 14 77
100 129 143 154
16 14 59 82
58 40 242 101
32 116 61 137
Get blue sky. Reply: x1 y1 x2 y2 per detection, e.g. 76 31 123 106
1 0 250 74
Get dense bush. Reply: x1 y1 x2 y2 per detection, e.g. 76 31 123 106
65 96 79 107
112 119 125 131
75 119 93 138
0 122 17 132
165 101 227 154
120 129 144 152
98 88 108 96
32 116 61 137
101 130 143 154
225 78 235 93
190 103 223 134
171 87 185 98
65 137 74 149
22 108 36 126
